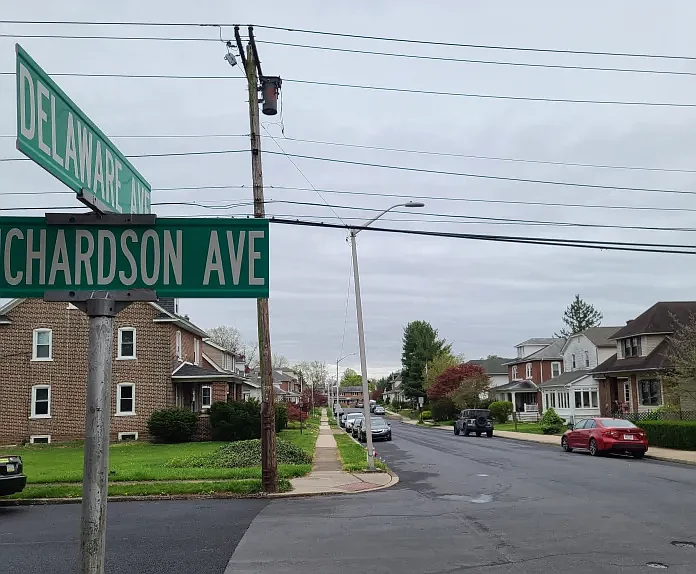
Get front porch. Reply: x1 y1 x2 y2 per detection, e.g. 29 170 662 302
597 374 664 417
494 380 541 421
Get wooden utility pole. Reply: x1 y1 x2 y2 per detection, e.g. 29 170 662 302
246 43 277 493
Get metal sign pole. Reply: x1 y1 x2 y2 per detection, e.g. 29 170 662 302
80 297 118 574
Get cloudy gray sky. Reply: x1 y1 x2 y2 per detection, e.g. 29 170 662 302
3 1 696 378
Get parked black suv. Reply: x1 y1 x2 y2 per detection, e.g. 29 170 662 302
454 409 494 437
0 454 26 496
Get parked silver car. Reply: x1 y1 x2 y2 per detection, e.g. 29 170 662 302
344 413 363 432
351 415 365 438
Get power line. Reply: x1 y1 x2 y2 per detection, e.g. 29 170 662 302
3 20 696 62
5 183 696 215
268 218 696 255
3 32 694 77
2 70 696 108
259 151 696 197
0 149 248 162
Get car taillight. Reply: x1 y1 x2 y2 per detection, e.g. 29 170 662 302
602 430 620 439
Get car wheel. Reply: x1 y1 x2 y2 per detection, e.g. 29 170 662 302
387 434 392 441
632 451 645 459
486 431 493 438
476 431 481 437
454 426 460 435
589 438 599 456
463 429 470 436
561 436 572 452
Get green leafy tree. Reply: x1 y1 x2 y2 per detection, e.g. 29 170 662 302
555 294 603 338
539 407 565 434
423 350 462 391
660 313 696 409
340 367 363 387
401 321 451 400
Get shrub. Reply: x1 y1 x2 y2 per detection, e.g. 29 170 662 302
420 409 432 421
489 401 513 424
638 420 696 450
167 438 313 468
147 408 198 443
275 402 288 431
287 403 307 423
539 407 564 435
208 399 288 441
431 397 457 422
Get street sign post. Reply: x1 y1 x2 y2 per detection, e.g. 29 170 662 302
0 215 269 298
15 44 151 214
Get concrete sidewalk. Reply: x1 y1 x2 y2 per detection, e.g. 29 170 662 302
274 408 398 497
386 409 696 466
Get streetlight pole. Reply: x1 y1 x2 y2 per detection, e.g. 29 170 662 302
349 202 425 470
336 352 356 414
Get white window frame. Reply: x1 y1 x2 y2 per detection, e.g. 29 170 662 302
116 383 136 416
639 379 662 407
622 380 631 405
117 327 137 360
118 432 139 441
574 389 599 409
194 339 200 366
571 353 576 369
32 328 53 361
551 362 561 378
30 384 51 419
176 330 182 360
525 363 533 379
30 435 51 444
511 365 518 379
202 385 212 409
584 350 590 368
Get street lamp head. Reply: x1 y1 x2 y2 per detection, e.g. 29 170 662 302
404 202 425 208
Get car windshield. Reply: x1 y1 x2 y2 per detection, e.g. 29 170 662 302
371 418 388 428
345 414 360 419
597 419 637 428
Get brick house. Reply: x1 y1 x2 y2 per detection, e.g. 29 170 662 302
0 297 241 445
337 385 364 406
202 339 259 401
495 338 565 417
593 302 696 417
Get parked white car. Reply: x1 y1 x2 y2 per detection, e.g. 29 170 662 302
344 413 363 432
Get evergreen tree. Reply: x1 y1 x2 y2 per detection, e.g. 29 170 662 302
556 294 603 337
401 321 451 399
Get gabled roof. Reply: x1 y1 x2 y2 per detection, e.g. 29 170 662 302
593 339 671 376
516 337 557 348
494 379 538 391
468 357 515 375
539 370 593 388
610 302 696 340
506 338 565 365
338 386 363 393
582 326 622 347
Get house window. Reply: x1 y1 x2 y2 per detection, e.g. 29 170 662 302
623 337 641 358
550 393 556 408
176 330 182 360
571 354 576 369
117 328 136 359
32 328 52 361
30 435 51 444
194 339 200 365
202 386 212 409
116 383 135 416
584 351 590 368
511 366 518 379
623 381 631 404
525 363 533 378
551 362 561 378
118 432 138 441
574 390 599 409
640 380 661 406
31 385 51 418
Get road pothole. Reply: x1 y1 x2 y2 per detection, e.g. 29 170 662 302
646 562 669 569
671 541 696 548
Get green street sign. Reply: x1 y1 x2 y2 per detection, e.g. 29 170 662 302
0 217 269 298
15 44 151 214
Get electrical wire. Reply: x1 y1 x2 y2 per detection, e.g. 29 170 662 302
3 20 696 62
0 149 248 162
2 70 695 108
268 218 696 255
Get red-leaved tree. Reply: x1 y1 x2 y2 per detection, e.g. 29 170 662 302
427 363 487 401
301 388 327 410
287 403 308 422
370 388 383 401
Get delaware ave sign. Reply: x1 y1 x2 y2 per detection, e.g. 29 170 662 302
15 45 151 214
0 217 269 298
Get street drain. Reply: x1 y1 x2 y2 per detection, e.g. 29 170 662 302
671 541 696 548
646 562 668 569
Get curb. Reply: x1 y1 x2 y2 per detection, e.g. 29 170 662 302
0 492 268 506
267 470 400 499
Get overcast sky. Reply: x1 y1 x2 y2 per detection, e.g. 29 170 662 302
3 1 696 378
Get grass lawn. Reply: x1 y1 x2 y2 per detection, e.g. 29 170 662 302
10 478 292 500
334 433 387 473
495 422 566 435
15 422 319 486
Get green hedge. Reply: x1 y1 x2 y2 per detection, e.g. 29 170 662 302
638 420 696 450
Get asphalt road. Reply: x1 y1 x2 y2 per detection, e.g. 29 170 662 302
4 422 696 573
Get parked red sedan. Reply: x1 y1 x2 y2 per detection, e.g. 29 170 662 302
561 417 648 458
